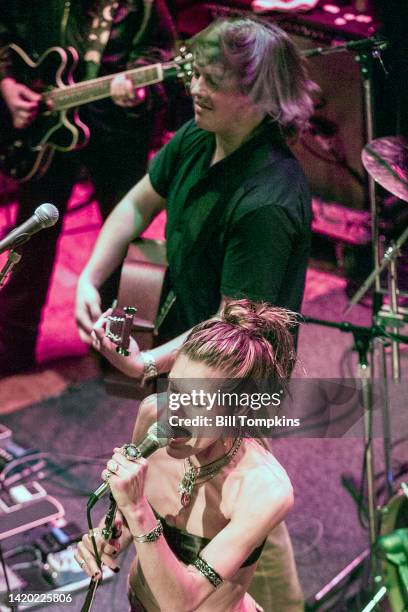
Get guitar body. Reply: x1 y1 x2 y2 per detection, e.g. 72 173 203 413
0 44 191 182
0 45 89 182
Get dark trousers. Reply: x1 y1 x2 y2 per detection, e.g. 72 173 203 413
0 131 148 371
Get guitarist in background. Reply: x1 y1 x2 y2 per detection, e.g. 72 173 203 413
0 0 176 375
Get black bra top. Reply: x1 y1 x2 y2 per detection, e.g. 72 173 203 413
152 508 265 568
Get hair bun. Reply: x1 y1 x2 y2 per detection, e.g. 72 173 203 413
221 299 296 338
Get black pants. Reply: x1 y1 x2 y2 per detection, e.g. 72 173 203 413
0 131 148 371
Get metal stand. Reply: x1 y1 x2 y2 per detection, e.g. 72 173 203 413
303 316 408 549
0 249 22 288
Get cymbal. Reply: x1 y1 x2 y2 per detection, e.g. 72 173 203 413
362 136 408 202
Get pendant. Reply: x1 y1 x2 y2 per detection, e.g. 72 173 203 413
179 467 196 508
181 492 191 508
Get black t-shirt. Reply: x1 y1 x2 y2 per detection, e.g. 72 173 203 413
149 118 312 338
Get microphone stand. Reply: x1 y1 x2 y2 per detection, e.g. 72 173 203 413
0 249 22 288
81 493 117 612
302 315 408 591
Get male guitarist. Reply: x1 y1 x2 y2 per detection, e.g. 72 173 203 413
0 0 176 376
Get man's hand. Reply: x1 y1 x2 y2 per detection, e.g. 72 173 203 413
75 276 103 344
0 78 41 128
110 74 146 108
91 310 145 378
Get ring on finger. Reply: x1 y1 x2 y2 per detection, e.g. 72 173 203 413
107 459 119 473
122 443 140 461
103 471 112 482
78 559 86 568
89 528 101 539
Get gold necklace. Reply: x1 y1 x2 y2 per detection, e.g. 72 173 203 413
178 436 243 508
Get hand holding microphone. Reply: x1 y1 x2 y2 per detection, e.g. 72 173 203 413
89 422 190 508
0 203 59 254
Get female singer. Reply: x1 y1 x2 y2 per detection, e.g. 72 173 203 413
75 299 298 611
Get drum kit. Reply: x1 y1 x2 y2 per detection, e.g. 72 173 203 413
300 36 408 612
352 134 408 612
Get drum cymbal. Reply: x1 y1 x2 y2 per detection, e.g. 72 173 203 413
362 136 408 202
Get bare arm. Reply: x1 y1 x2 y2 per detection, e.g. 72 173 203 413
87 449 293 611
76 175 165 342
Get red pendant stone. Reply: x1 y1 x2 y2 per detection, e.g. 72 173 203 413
181 493 191 507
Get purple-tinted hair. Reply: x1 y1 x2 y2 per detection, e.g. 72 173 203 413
190 17 317 132
180 299 297 386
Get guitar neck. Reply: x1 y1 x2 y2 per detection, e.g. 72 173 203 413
48 63 169 111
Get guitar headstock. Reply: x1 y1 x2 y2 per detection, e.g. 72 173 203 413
173 46 193 85
105 306 137 356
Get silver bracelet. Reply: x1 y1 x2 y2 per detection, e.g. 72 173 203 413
192 555 223 588
139 351 158 387
133 519 163 543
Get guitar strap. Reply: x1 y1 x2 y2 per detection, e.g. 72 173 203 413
83 0 154 80
83 0 120 79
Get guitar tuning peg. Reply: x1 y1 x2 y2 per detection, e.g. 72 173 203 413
123 306 137 314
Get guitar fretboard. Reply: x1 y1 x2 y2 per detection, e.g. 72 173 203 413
48 64 166 111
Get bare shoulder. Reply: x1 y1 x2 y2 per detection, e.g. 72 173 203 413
226 440 293 521
131 394 159 444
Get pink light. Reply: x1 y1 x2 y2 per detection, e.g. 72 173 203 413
334 17 347 25
356 14 373 23
322 4 340 14
343 13 356 20
252 0 319 11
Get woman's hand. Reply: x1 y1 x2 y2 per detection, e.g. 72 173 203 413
0 78 41 129
90 311 145 378
102 448 149 514
74 515 123 581
110 74 146 108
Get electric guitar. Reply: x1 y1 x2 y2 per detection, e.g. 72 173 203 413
0 44 192 183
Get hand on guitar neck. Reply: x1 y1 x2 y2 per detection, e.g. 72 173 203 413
0 77 45 129
90 306 152 380
110 74 147 108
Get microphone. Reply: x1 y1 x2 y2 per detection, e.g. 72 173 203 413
0 203 59 254
89 422 189 506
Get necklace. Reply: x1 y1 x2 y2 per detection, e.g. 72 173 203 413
178 436 243 508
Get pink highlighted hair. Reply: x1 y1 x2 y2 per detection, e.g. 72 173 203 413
180 299 297 386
